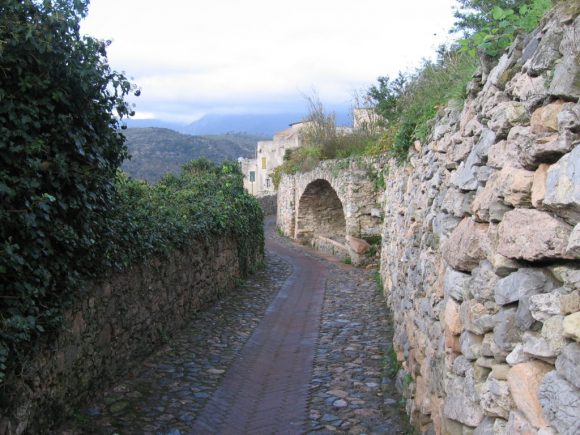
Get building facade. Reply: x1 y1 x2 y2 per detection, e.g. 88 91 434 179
241 121 310 196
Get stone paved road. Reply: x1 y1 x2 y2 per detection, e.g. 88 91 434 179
59 217 408 434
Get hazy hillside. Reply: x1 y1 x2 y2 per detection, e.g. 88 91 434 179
183 113 305 136
122 128 263 183
125 111 353 137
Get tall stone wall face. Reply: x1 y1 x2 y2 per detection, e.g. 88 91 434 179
1 237 256 434
380 5 579 435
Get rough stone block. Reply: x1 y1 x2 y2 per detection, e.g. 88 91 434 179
461 300 498 335
488 139 522 170
541 315 567 356
444 297 462 336
507 361 553 428
451 129 496 191
505 410 539 434
472 167 534 222
567 223 580 256
549 54 580 101
489 254 521 277
522 331 557 360
494 268 555 306
470 261 501 301
461 331 484 361
560 290 580 315
490 364 510 381
442 187 475 218
531 100 568 134
497 209 574 261
494 308 524 353
488 102 529 138
543 145 580 224
480 417 510 435
442 218 489 272
531 163 549 208
528 21 564 76
506 72 547 103
548 264 580 291
506 343 531 366
481 333 500 358
480 378 513 419
539 371 580 434
529 291 565 321
444 372 484 427
444 267 471 302
562 312 580 341
555 342 580 389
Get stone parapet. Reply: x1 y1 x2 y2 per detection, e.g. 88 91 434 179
0 236 257 433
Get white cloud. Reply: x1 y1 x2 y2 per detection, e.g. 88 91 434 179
82 0 459 122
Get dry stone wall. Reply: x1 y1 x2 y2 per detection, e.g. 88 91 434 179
0 236 257 434
380 4 579 434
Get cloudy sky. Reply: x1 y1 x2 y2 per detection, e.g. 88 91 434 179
82 0 460 124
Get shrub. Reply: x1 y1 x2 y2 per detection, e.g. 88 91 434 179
0 0 135 383
457 0 553 57
0 0 264 388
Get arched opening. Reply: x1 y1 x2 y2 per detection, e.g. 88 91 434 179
296 179 346 244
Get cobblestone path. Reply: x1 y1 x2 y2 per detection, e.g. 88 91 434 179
59 218 407 434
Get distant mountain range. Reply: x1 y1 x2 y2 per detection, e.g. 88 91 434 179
122 128 264 183
125 111 353 137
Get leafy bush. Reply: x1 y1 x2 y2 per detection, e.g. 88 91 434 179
0 0 263 387
451 0 533 35
457 0 553 57
271 96 381 186
368 49 477 162
0 0 135 383
103 161 264 278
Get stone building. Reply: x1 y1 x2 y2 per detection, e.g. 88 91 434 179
241 121 311 196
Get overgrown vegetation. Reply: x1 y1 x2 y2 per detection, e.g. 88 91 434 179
272 0 553 184
271 96 379 187
0 0 263 386
456 0 553 57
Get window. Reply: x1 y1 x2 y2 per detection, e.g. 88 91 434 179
261 157 267 169
265 178 271 188
249 171 255 182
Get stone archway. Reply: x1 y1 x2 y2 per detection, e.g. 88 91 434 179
295 179 346 244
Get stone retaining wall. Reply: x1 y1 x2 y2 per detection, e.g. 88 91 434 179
380 4 579 434
0 236 258 434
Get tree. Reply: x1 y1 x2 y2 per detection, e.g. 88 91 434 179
451 0 532 34
0 0 135 382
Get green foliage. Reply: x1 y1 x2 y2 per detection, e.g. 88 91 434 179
369 49 477 162
385 345 401 379
343 256 352 265
0 0 135 383
402 373 413 388
272 96 382 185
0 0 264 387
451 0 532 34
104 161 264 278
457 0 552 57
271 146 322 188
373 271 384 291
